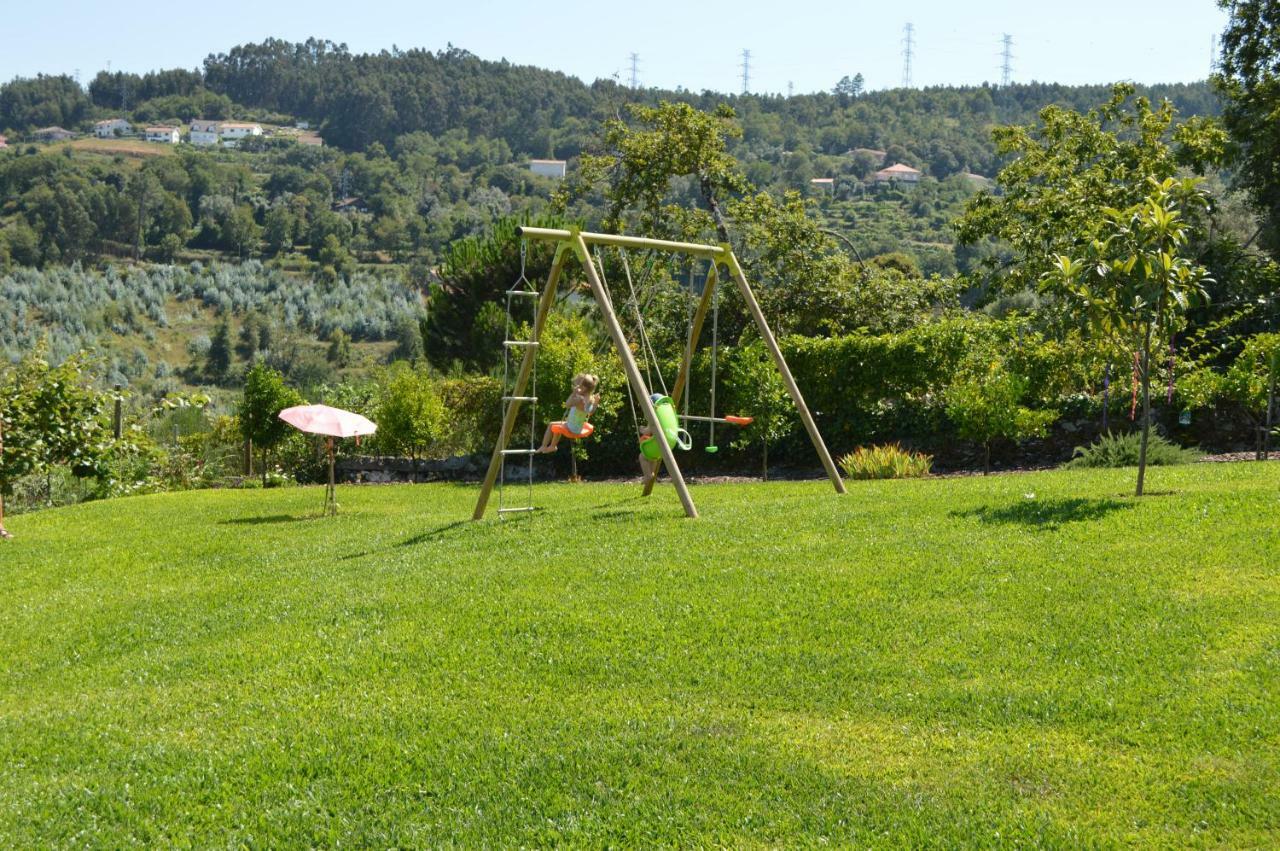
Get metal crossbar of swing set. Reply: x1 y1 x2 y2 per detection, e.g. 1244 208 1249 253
515 226 728 259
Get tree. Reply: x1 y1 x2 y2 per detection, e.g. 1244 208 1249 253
225 205 261 259
1215 0 1280 255
238 361 304 484
573 101 749 242
1045 178 1212 496
262 206 295 255
237 314 262 361
375 362 445 481
327 329 353 367
956 84 1204 304
206 320 233 382
725 341 795 480
317 233 356 281
945 353 1057 474
0 345 115 539
833 74 864 100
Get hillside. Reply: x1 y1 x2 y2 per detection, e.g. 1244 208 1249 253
0 42 1222 277
1 466 1278 844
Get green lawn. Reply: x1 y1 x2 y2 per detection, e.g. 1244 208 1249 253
2 465 1278 846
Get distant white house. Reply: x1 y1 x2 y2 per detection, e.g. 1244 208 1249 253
873 163 923 184
810 177 835 192
0 135 8 149
144 126 180 144
529 159 567 179
189 120 221 146
94 118 131 138
219 122 263 147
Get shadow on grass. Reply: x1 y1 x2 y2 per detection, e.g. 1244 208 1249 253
588 508 642 522
952 497 1133 531
339 519 480 561
220 514 316 526
396 520 475 548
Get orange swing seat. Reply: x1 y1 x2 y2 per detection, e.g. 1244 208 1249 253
550 421 595 439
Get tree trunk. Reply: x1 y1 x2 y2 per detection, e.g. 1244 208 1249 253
983 441 991 475
762 440 769 482
134 184 147 261
261 449 268 487
1136 329 1154 497
700 176 732 243
569 450 579 483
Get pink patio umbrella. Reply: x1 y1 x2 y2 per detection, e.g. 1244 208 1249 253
278 405 377 515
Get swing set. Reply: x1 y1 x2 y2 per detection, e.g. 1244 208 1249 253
472 227 846 520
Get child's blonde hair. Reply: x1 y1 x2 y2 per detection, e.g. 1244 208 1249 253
573 372 599 393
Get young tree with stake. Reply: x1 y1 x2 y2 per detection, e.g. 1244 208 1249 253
1045 177 1212 496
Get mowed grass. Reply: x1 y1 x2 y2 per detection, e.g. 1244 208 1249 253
1 465 1278 846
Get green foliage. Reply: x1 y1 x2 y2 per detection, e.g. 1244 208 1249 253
944 353 1057 473
1067 431 1200 468
1045 177 1211 494
723 341 795 479
0 344 116 497
1215 0 1280 256
0 74 90 131
428 214 565 372
206 319 233 381
838 443 933 479
238 361 303 463
326 329 353 367
434 376 502 458
957 85 1212 302
375 362 445 463
577 101 748 239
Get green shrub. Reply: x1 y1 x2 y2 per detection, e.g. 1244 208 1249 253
1067 431 1200 469
839 443 933 480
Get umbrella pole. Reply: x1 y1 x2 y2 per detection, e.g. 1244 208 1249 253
326 438 337 516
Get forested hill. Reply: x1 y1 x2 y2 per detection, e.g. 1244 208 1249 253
194 39 1221 167
5 37 1219 177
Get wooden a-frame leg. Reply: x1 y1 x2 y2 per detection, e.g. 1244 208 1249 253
573 233 698 519
724 250 846 494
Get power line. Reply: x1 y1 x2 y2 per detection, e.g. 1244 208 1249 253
740 49 751 95
787 80 794 98
1000 34 1014 87
1210 34 1219 77
902 23 915 88
628 52 640 89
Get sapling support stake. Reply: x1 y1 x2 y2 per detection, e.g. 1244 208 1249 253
1265 352 1277 461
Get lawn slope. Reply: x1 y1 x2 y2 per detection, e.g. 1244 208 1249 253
1 466 1278 846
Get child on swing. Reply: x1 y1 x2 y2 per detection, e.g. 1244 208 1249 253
537 373 599 453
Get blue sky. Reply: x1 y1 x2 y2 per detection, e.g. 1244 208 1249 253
3 0 1228 94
